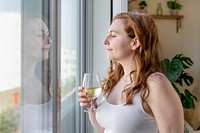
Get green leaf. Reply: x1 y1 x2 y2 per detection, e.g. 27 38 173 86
176 72 193 86
173 54 193 69
175 73 183 86
185 89 198 102
139 0 147 9
181 89 198 109
182 72 193 86
172 83 180 97
180 93 195 109
167 0 182 9
161 58 183 83
161 54 196 109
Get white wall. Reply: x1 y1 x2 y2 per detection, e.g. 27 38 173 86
129 0 200 129
113 0 128 17
129 0 200 89
93 0 110 79
93 0 128 79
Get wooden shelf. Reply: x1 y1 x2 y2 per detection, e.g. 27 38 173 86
128 0 137 4
151 15 183 19
151 15 184 33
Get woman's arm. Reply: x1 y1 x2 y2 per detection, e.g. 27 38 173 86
147 74 184 133
88 111 104 133
78 87 104 133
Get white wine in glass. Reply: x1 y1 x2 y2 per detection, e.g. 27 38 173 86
82 73 102 112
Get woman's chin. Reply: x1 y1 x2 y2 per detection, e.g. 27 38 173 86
43 55 49 60
41 52 49 60
107 55 116 61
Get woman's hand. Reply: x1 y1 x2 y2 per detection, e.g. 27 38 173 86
78 86 91 108
78 86 104 132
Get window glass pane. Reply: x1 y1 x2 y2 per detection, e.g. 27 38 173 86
0 0 21 133
21 1 53 133
60 0 80 133
1 0 81 132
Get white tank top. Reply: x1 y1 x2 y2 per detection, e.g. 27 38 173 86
21 99 53 133
96 73 162 133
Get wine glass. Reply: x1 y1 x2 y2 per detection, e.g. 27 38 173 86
82 73 102 112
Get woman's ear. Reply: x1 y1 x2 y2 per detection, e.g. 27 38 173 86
130 37 140 50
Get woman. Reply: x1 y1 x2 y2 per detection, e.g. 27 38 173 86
21 17 53 133
78 11 184 133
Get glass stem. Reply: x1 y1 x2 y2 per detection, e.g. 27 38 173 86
91 99 94 109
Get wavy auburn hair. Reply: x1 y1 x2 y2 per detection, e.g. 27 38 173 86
102 11 162 105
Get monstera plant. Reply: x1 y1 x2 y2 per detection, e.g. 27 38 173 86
161 54 197 109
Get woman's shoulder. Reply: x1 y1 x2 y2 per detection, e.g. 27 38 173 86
147 72 166 83
145 73 184 132
147 72 174 96
145 71 183 116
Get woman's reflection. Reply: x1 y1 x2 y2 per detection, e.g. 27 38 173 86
21 17 53 133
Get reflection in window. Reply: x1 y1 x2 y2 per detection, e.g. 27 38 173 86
0 0 81 132
21 0 53 133
0 0 21 133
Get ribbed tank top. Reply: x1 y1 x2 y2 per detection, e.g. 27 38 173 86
96 73 162 133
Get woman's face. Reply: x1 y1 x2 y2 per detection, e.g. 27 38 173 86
24 18 52 61
103 19 134 61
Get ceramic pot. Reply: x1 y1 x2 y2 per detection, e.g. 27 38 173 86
171 9 179 15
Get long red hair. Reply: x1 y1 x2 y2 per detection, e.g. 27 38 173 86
103 11 162 105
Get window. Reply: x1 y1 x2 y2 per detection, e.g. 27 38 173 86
21 0 53 132
0 0 81 132
60 0 80 133
0 0 21 132
0 0 96 132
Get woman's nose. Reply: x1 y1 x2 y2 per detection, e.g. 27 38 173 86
44 35 52 45
47 36 52 44
103 36 109 45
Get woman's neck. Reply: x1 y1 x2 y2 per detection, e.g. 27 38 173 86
23 61 38 80
119 60 136 77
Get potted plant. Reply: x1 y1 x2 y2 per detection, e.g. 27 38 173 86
161 54 200 131
167 0 182 15
138 0 147 13
161 54 197 109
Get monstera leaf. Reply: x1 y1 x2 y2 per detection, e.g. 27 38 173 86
161 58 183 83
175 72 193 87
173 54 193 69
161 54 196 109
181 89 197 109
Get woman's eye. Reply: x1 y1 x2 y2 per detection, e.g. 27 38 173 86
36 34 43 37
36 33 46 39
35 31 43 37
111 34 116 37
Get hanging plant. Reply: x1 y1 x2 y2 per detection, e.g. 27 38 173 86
139 0 147 9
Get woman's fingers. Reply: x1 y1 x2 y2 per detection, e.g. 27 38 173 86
79 97 90 102
78 86 84 91
78 86 91 107
78 86 87 97
80 101 91 108
79 97 91 108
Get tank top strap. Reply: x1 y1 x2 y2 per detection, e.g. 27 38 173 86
147 72 165 82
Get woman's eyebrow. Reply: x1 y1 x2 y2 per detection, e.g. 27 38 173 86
38 29 50 34
109 30 118 34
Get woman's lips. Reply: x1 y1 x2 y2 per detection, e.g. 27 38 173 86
42 45 51 51
107 48 113 51
41 47 50 51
